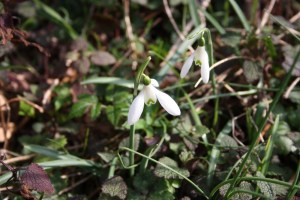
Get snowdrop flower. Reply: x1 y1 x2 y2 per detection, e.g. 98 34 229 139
180 45 210 83
128 76 181 125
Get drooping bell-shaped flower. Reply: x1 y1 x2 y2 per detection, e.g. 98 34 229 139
180 45 210 83
128 78 181 125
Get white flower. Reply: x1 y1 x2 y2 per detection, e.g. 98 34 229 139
180 46 210 83
128 79 181 125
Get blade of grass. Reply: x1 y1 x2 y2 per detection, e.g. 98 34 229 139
228 0 251 32
33 0 77 39
224 50 300 198
200 7 226 35
259 115 279 175
270 14 300 41
207 121 232 187
188 0 200 26
286 160 300 199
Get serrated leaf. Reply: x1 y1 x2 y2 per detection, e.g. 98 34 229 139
231 181 253 200
216 134 238 148
69 95 98 119
154 157 189 179
119 135 140 151
219 183 230 196
282 45 300 76
243 60 262 83
20 163 55 194
101 176 127 200
256 172 276 198
98 152 115 163
90 51 116 66
195 125 210 136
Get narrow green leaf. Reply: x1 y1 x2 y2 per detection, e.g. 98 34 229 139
228 0 251 32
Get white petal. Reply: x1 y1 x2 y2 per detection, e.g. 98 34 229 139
200 48 210 83
144 85 157 105
150 79 159 87
127 91 145 125
194 46 202 66
153 87 181 116
180 53 194 78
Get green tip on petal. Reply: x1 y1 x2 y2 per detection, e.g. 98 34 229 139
195 60 202 66
145 98 156 106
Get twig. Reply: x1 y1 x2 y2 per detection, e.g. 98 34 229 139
255 0 276 35
123 0 138 69
58 174 93 195
42 79 59 106
2 154 35 165
284 77 300 98
160 21 194 68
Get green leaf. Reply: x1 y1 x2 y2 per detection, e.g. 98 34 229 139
288 88 300 104
90 102 102 120
243 60 262 83
276 121 290 136
274 135 293 155
232 181 253 200
216 134 238 148
46 135 68 150
101 176 127 200
263 36 277 58
68 94 98 119
154 157 190 179
256 172 276 198
19 100 35 117
53 84 72 111
98 152 116 163
81 77 137 89
119 134 140 151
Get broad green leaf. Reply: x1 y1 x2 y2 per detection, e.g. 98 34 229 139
216 134 238 148
68 95 98 119
119 135 140 151
19 100 35 117
243 60 262 83
288 89 300 104
90 102 102 120
154 157 189 179
256 172 276 198
101 176 127 200
98 152 116 163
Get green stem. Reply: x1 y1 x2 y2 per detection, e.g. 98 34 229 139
286 160 300 200
224 50 300 198
108 157 118 179
202 29 218 128
128 57 151 176
228 0 251 32
120 147 209 199
188 0 200 26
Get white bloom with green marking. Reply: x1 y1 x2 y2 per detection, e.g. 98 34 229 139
127 78 181 125
180 46 210 83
